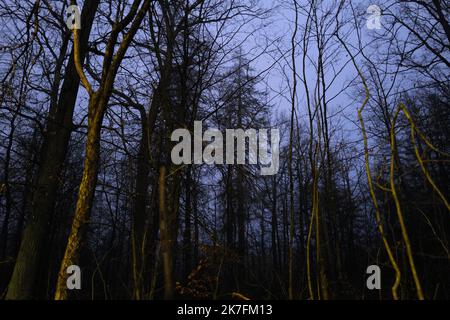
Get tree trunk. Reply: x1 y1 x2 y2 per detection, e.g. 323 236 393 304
54 101 103 300
131 94 158 300
158 166 178 300
183 168 192 279
5 0 99 299
271 177 279 270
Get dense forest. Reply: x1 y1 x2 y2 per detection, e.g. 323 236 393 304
0 0 449 300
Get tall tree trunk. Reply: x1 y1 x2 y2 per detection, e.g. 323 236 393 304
183 168 192 279
158 166 175 300
271 177 279 270
226 166 234 250
193 179 199 265
132 119 150 300
288 0 299 299
5 0 100 299
131 94 158 300
54 101 103 300
236 169 246 261
15 125 39 257
0 113 16 261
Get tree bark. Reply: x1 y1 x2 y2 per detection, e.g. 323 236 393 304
158 166 175 300
131 93 158 300
54 98 103 300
